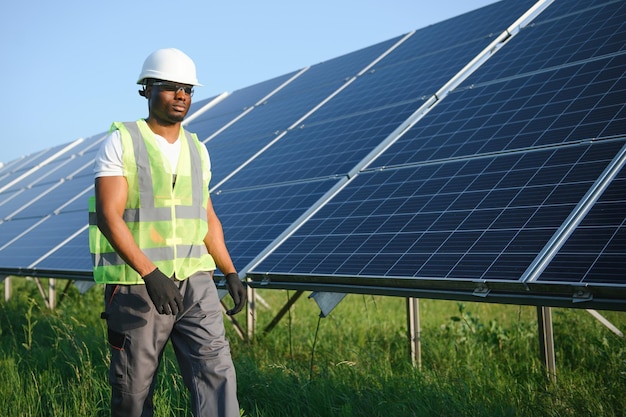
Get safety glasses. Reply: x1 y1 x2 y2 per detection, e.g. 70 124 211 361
151 81 194 96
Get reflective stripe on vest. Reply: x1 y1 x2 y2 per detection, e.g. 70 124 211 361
89 120 215 284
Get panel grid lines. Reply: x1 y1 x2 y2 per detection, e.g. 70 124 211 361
371 52 626 169
252 141 623 281
540 161 626 285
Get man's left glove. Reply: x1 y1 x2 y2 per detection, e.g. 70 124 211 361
142 268 184 315
225 272 246 315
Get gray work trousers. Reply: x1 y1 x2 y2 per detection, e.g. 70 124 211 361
103 271 240 417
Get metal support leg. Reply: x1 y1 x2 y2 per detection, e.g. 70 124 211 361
263 290 304 334
56 280 75 307
247 286 256 340
407 297 422 369
49 278 56 309
221 301 246 341
34 278 51 309
537 306 556 382
587 309 624 338
3 276 10 302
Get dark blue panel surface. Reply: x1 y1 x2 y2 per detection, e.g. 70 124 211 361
212 178 341 272
32 228 91 273
305 0 537 125
372 53 626 168
0 188 22 209
0 134 102 195
0 148 52 184
223 101 418 189
375 0 537 66
540 156 626 285
197 38 401 185
251 141 623 281
371 0 626 169
218 0 539 190
0 174 92 221
0 217 42 249
185 72 300 140
0 134 98 272
465 0 626 85
0 212 87 269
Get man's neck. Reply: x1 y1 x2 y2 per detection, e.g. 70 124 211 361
145 118 181 143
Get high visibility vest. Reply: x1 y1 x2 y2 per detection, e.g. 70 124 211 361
88 120 215 284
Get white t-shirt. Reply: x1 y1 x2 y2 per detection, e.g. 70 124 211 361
94 129 211 178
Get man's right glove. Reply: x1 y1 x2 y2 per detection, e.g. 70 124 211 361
225 272 247 315
142 268 184 315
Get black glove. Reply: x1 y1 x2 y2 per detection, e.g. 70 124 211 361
142 268 183 315
225 272 246 315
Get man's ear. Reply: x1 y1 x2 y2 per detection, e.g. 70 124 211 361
138 86 151 98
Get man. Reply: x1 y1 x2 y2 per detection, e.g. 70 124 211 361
88 47 246 417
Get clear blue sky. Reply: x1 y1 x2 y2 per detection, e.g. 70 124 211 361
0 0 496 164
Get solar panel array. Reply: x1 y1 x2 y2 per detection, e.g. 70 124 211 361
0 134 104 275
246 0 626 308
1 0 624 310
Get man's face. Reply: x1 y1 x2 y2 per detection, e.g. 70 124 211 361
146 80 193 124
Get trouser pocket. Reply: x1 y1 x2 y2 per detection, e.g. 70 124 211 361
108 328 127 350
103 284 129 387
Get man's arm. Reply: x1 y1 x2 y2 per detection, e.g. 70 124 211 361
204 196 246 315
95 176 183 315
95 176 156 276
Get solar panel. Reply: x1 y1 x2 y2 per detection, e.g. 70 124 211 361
539 161 626 285
369 1 626 169
200 0 541 275
250 140 623 280
303 0 538 126
0 134 103 195
0 216 44 252
0 134 101 276
212 0 538 190
0 211 89 271
0 148 56 181
221 102 419 189
31 228 91 274
0 137 100 214
185 71 301 141
370 54 626 169
0 187 91 274
247 0 626 308
464 0 626 84
194 37 402 186
211 178 342 272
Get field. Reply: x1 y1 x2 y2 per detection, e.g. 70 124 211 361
0 278 625 416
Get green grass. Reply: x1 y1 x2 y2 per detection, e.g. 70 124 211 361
1 278 625 416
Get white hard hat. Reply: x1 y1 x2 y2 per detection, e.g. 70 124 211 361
137 48 202 86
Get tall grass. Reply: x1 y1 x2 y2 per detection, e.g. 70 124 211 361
1 279 625 416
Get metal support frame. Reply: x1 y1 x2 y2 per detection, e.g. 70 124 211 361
252 289 425 369
537 306 557 382
55 279 79 307
587 309 624 338
407 297 422 369
3 276 80 309
247 286 256 340
248 287 569 376
4 272 618 380
263 290 304 334
34 278 57 309
3 276 10 302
